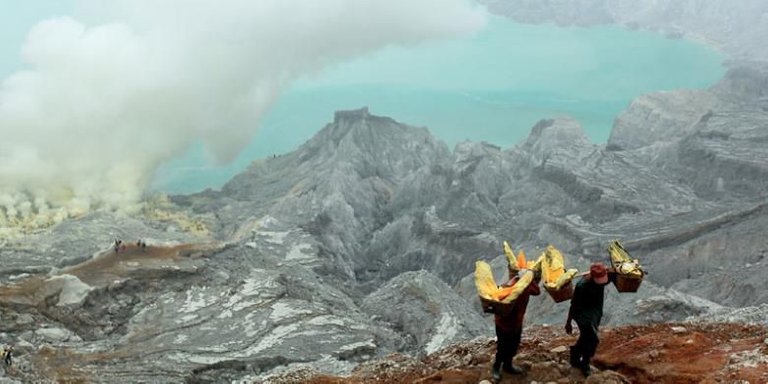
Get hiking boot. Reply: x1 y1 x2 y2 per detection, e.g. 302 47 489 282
579 362 592 377
502 364 524 375
569 347 581 368
491 366 501 381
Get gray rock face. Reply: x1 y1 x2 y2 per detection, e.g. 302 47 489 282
362 270 491 354
0 210 200 281
0 215 405 383
608 90 718 151
39 274 93 306
0 65 766 382
479 0 768 62
690 303 768 326
523 117 591 156
172 70 768 312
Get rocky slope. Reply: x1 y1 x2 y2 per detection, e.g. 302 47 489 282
179 66 768 309
0 70 768 383
0 63 768 383
478 0 768 62
0 68 767 383
0 214 489 383
268 322 768 384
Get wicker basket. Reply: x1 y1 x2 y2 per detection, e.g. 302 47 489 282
614 274 643 292
545 281 574 303
479 296 517 316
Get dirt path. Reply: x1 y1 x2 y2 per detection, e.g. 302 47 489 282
62 243 206 286
284 323 768 384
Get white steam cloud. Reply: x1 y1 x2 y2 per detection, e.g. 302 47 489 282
0 0 486 229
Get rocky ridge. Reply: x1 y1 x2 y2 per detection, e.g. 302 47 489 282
478 0 768 62
0 60 767 384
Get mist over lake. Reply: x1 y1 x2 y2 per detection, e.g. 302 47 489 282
154 16 723 194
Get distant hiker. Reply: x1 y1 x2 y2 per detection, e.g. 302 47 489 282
3 345 12 367
565 262 610 377
114 239 121 253
492 269 540 380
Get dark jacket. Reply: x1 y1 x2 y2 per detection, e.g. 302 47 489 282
494 276 541 331
570 276 606 327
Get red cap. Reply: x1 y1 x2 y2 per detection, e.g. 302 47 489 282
590 262 609 284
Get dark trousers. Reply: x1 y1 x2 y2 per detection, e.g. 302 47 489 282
571 320 599 366
493 325 522 370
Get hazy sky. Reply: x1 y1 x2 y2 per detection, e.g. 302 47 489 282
0 0 75 77
0 0 487 227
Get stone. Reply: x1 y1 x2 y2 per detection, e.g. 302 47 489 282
42 274 93 307
550 345 568 353
13 314 35 326
361 271 491 355
35 327 75 343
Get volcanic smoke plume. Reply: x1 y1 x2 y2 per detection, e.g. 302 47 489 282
0 0 486 229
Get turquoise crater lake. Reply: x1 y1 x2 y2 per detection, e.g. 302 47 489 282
153 16 724 193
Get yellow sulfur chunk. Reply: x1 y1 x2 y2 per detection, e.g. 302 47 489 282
618 261 643 277
475 261 535 303
547 268 579 290
541 245 566 285
475 261 498 300
500 270 534 303
608 240 632 265
526 254 542 273
493 285 515 301
503 241 518 273
608 240 644 277
517 250 527 270
541 246 579 290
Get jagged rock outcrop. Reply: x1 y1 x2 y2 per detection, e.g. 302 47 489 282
361 270 491 354
607 90 718 151
690 303 768 325
0 63 766 382
173 70 768 307
0 215 411 383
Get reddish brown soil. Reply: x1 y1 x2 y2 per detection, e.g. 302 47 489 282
595 323 768 384
271 323 768 384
